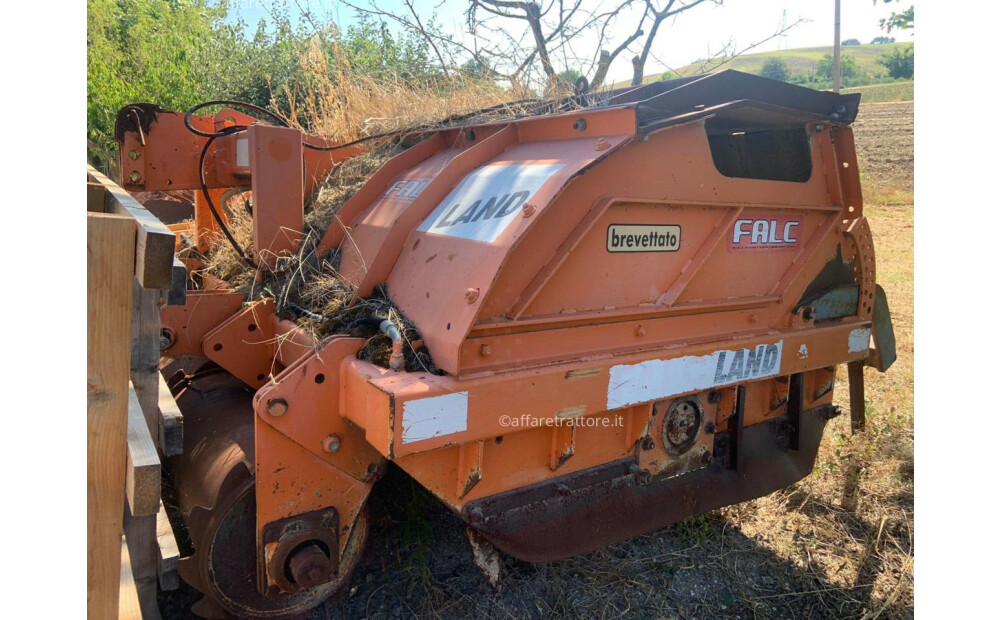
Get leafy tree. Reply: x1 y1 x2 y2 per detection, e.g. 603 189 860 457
871 36 896 44
842 38 860 46
460 58 489 78
658 70 680 81
878 46 914 79
86 1 453 169
876 1 914 33
760 57 790 82
556 68 582 91
87 0 228 164
340 15 435 82
815 54 859 81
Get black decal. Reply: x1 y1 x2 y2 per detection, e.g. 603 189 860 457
473 194 508 222
453 203 480 225
435 204 462 228
745 345 763 377
714 352 728 383
727 349 745 381
762 345 779 373
496 190 529 217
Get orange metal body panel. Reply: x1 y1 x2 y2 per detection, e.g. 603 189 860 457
159 290 247 358
203 299 317 389
248 125 305 266
384 108 636 374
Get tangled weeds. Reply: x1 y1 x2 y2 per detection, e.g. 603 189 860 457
192 81 601 372
194 140 440 373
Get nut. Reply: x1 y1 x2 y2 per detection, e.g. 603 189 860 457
266 398 288 417
595 137 610 151
480 344 492 356
635 325 646 337
159 328 175 351
464 287 480 303
521 203 536 217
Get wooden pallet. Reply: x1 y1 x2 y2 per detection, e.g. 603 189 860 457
87 165 187 619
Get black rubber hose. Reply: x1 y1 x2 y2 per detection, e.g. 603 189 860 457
197 131 256 269
348 317 385 331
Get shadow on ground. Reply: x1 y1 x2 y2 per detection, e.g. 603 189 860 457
161 460 912 620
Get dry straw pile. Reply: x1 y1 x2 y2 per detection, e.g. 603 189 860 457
197 42 537 371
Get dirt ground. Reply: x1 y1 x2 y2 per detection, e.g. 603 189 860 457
851 102 914 200
162 102 915 620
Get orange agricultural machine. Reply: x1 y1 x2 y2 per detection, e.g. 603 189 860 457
115 70 895 618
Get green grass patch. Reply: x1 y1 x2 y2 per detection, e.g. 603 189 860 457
617 42 913 87
843 81 914 102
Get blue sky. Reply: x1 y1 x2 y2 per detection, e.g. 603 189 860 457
223 0 915 83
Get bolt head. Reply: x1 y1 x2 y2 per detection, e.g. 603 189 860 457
521 203 536 217
267 398 288 417
322 435 341 453
635 325 646 337
464 287 480 303
128 150 139 160
128 170 141 183
595 137 610 151
480 344 492 356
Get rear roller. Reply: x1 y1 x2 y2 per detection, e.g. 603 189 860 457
163 358 369 619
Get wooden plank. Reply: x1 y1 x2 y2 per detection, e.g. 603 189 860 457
156 501 181 591
124 502 162 620
132 281 162 447
89 165 175 289
119 534 143 620
158 374 184 457
126 383 161 517
166 258 187 306
88 182 108 212
88 212 135 620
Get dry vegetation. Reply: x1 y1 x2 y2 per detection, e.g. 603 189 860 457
195 45 543 371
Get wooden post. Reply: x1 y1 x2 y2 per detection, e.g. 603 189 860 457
848 360 866 433
119 535 142 620
88 213 135 619
833 0 842 93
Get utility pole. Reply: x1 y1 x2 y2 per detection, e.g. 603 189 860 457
833 0 841 92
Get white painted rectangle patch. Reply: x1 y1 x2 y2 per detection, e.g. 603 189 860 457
236 136 249 168
401 392 468 444
607 341 784 410
417 163 565 243
848 328 871 354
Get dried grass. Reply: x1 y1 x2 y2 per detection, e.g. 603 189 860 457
197 42 528 371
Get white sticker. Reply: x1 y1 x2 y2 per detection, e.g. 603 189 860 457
607 341 784 410
401 391 468 444
236 136 249 168
848 328 871 354
417 163 566 242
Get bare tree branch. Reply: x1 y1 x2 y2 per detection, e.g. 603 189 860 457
687 17 808 76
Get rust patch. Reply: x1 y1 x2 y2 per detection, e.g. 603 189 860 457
564 367 602 380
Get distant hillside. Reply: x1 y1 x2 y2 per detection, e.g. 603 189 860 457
613 42 913 87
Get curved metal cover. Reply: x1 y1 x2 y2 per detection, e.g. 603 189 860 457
383 110 636 374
